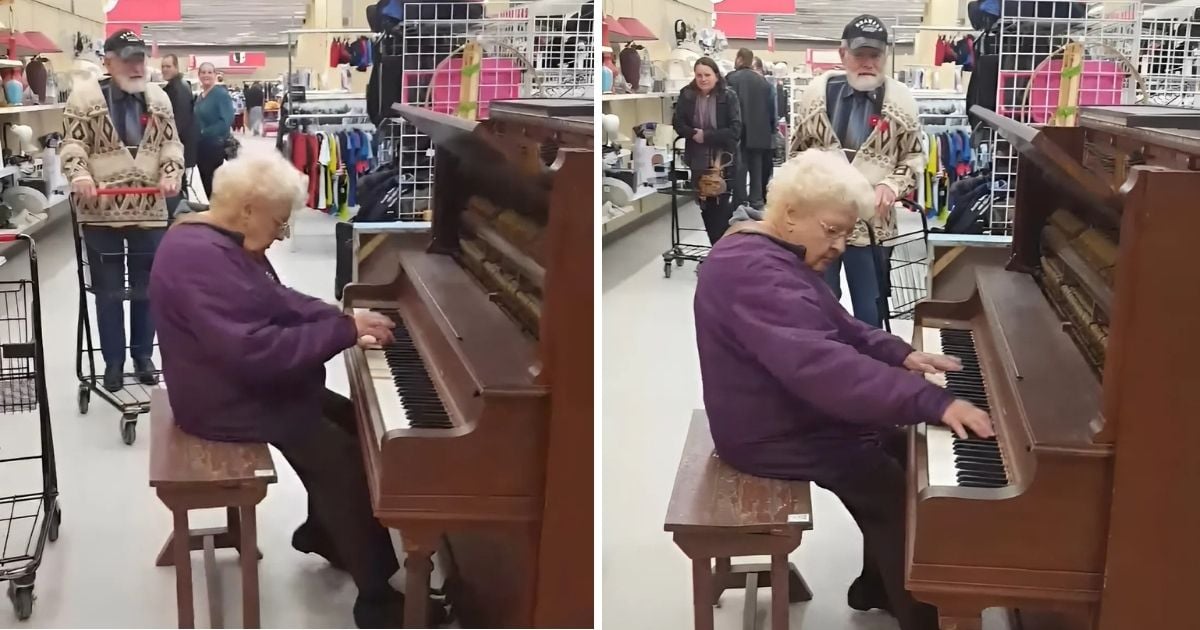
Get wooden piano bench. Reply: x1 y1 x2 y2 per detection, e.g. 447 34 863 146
148 390 277 629
664 411 814 630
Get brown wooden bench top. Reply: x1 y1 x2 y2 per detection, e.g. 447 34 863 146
149 389 278 489
664 411 814 535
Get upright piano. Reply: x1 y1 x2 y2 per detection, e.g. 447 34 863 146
341 99 593 628
906 105 1200 630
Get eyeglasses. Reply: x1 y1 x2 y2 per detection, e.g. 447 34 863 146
819 219 853 243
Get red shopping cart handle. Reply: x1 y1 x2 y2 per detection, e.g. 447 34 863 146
96 187 162 196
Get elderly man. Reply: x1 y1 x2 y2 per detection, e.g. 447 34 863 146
61 29 183 392
148 148 447 628
161 54 198 199
791 15 924 328
696 150 993 630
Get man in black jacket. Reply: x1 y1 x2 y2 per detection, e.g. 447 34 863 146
725 48 775 209
161 54 197 206
245 81 265 136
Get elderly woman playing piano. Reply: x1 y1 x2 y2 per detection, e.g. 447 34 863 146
147 148 445 628
694 149 993 630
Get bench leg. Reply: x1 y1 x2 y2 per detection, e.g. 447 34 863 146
203 535 224 629
788 565 812 603
770 555 788 630
240 505 261 629
155 527 263 567
691 557 715 630
713 558 731 606
742 572 758 630
172 509 196 629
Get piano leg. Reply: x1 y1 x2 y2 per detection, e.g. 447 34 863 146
401 530 438 628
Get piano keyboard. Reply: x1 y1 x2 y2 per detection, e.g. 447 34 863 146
363 311 454 432
920 327 1010 489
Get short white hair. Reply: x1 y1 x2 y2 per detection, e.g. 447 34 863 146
210 146 307 214
765 149 875 221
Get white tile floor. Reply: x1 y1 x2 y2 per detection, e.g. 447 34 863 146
601 202 917 630
0 135 405 628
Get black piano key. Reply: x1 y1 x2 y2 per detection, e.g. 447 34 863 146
375 312 453 429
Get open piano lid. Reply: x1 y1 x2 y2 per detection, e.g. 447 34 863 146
971 105 1122 222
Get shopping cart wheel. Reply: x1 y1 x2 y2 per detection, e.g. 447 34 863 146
675 258 684 267
77 385 90 415
120 416 137 446
48 506 61 542
7 581 33 621
663 261 673 278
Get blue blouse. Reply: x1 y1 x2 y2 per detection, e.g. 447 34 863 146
194 85 234 143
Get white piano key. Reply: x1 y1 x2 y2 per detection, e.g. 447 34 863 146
926 425 962 487
365 348 412 436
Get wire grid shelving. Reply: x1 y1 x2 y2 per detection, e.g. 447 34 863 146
382 0 594 221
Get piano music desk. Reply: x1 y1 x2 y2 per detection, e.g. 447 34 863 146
665 411 814 630
149 390 277 629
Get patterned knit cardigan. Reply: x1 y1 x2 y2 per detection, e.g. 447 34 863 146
789 72 924 247
60 78 184 226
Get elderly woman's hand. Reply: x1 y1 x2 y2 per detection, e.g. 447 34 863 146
354 311 396 346
904 351 962 374
940 400 995 439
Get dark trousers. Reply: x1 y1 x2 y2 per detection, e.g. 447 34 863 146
817 430 938 630
824 245 890 328
81 225 165 367
197 139 227 199
271 391 400 596
735 148 773 207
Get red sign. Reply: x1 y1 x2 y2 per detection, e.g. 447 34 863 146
105 0 182 23
228 52 267 68
712 0 792 14
714 14 758 39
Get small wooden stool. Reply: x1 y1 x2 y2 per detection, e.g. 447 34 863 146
665 411 814 630
149 390 277 629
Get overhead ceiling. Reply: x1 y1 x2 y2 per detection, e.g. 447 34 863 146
758 0 928 43
143 0 309 47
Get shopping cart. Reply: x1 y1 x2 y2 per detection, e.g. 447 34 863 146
662 136 710 278
0 233 60 621
869 199 931 333
70 187 166 446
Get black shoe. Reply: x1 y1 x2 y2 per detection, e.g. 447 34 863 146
103 365 124 392
133 358 159 386
292 522 346 571
847 575 891 613
353 589 449 629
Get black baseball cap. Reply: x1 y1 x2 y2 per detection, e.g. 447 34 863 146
104 29 148 60
842 15 890 51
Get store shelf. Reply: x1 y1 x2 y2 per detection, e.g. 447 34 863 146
602 92 671 102
0 103 65 115
911 90 966 100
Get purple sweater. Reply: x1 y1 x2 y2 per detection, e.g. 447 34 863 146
149 224 358 442
694 232 954 482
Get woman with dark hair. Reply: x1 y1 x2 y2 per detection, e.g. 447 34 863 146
673 57 742 244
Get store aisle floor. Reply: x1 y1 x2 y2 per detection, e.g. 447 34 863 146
0 135 422 629
601 201 905 630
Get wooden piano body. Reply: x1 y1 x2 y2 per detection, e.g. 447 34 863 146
341 99 593 628
906 105 1200 630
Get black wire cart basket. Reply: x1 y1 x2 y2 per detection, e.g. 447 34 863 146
868 199 931 333
662 136 710 278
70 187 167 446
0 234 60 621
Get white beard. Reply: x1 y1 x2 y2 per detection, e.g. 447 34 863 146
113 75 147 94
846 71 884 92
